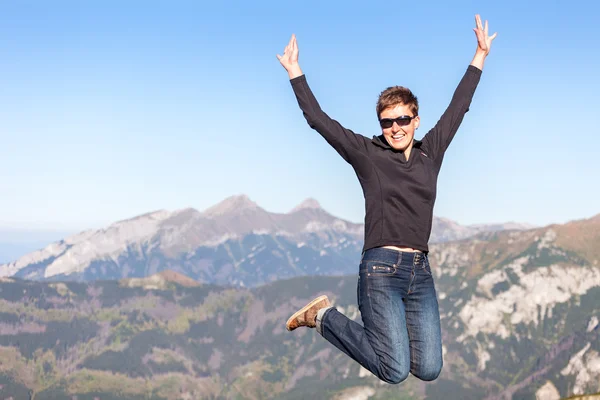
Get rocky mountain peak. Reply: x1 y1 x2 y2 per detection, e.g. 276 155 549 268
202 195 260 217
291 198 323 213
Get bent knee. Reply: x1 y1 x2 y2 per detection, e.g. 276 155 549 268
378 365 409 384
412 362 442 382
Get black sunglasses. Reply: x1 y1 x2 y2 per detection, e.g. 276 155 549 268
379 115 417 129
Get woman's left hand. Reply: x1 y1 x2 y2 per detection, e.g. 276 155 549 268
473 14 497 56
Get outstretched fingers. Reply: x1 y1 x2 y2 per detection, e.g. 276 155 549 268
277 34 293 60
474 14 497 41
475 14 483 31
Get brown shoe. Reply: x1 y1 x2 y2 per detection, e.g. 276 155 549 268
286 295 331 331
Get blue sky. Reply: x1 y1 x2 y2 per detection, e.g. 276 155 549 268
0 0 599 232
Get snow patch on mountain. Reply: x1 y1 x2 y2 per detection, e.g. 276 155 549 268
561 343 600 395
458 257 600 340
302 219 362 236
274 230 293 237
200 233 238 248
304 221 330 232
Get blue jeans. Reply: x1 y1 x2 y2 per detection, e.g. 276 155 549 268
317 247 443 384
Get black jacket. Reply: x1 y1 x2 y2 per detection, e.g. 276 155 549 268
290 65 482 252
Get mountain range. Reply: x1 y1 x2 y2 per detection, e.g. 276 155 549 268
0 194 534 287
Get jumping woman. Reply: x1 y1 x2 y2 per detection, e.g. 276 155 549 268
280 14 496 384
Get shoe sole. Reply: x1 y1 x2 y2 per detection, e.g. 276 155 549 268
286 295 329 331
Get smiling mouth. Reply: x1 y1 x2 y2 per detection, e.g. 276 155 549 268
392 134 405 141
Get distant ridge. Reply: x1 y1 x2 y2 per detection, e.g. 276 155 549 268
0 194 543 287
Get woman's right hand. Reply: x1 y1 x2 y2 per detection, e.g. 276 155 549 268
277 34 303 79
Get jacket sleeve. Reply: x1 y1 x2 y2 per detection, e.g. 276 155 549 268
421 65 482 163
290 74 368 163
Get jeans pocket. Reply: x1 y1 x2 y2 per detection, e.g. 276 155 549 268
366 260 397 277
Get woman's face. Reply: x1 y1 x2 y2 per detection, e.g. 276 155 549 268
379 104 420 152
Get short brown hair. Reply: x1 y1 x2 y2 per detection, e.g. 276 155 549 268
376 86 419 119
